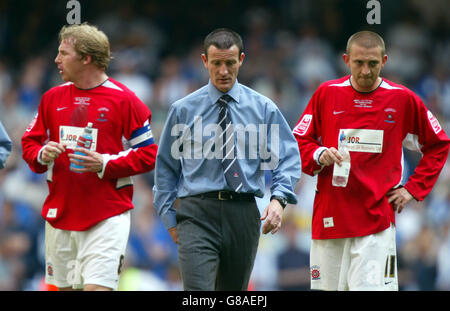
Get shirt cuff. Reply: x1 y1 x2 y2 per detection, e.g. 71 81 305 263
97 154 110 179
161 210 177 230
313 147 328 165
271 189 297 205
403 183 421 202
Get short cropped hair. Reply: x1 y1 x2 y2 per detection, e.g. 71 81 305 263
203 28 243 58
59 23 112 71
346 31 386 56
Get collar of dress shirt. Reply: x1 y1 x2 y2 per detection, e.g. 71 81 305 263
207 79 240 105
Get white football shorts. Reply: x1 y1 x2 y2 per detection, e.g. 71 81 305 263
310 223 398 291
45 211 130 290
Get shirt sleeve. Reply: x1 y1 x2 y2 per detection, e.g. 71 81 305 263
0 121 12 169
21 95 50 174
100 93 157 179
293 87 325 176
266 103 302 204
402 92 450 201
153 104 182 229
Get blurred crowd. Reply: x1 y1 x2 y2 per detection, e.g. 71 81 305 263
0 0 449 291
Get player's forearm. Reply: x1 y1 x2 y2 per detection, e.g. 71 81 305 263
21 139 48 173
404 141 450 201
295 139 324 176
100 144 157 179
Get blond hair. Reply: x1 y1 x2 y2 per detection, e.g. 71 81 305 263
346 31 386 56
59 23 112 71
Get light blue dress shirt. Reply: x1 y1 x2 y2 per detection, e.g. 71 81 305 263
153 80 301 229
0 121 11 169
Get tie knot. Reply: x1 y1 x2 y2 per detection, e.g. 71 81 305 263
217 94 232 106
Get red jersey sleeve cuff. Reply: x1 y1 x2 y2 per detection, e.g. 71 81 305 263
403 182 423 201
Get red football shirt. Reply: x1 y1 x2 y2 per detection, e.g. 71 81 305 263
22 78 157 230
293 76 450 239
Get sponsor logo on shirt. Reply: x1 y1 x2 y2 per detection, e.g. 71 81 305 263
427 111 442 134
293 114 312 136
339 129 384 153
59 125 98 151
26 113 38 132
333 110 345 115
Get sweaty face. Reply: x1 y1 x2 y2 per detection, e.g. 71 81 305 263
202 45 244 93
344 44 387 92
54 39 84 82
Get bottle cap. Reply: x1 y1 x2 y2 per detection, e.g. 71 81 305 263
85 122 93 133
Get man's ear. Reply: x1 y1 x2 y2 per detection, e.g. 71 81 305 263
381 54 388 68
82 54 92 66
201 53 208 69
342 53 350 68
239 52 245 66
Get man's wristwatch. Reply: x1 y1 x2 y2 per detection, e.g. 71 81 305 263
270 195 288 209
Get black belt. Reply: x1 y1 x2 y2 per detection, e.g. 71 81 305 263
192 191 255 202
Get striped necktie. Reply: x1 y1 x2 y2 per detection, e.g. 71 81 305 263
217 95 247 192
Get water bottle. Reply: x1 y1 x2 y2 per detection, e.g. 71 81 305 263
70 122 93 173
332 134 351 187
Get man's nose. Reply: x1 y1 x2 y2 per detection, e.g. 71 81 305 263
361 64 370 75
218 63 228 75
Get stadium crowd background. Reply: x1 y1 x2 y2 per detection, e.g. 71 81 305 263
0 0 449 291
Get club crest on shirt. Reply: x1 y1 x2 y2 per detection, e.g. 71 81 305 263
384 108 397 124
47 262 54 277
311 265 321 280
97 107 109 122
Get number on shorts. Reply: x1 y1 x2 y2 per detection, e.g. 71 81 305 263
384 255 396 278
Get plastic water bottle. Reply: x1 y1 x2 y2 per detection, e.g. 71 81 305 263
332 137 351 187
70 122 93 173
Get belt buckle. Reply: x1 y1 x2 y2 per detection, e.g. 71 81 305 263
218 191 231 200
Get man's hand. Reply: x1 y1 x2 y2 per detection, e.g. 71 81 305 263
318 147 343 166
41 141 66 163
168 227 178 244
261 199 284 234
387 187 414 213
68 147 103 173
